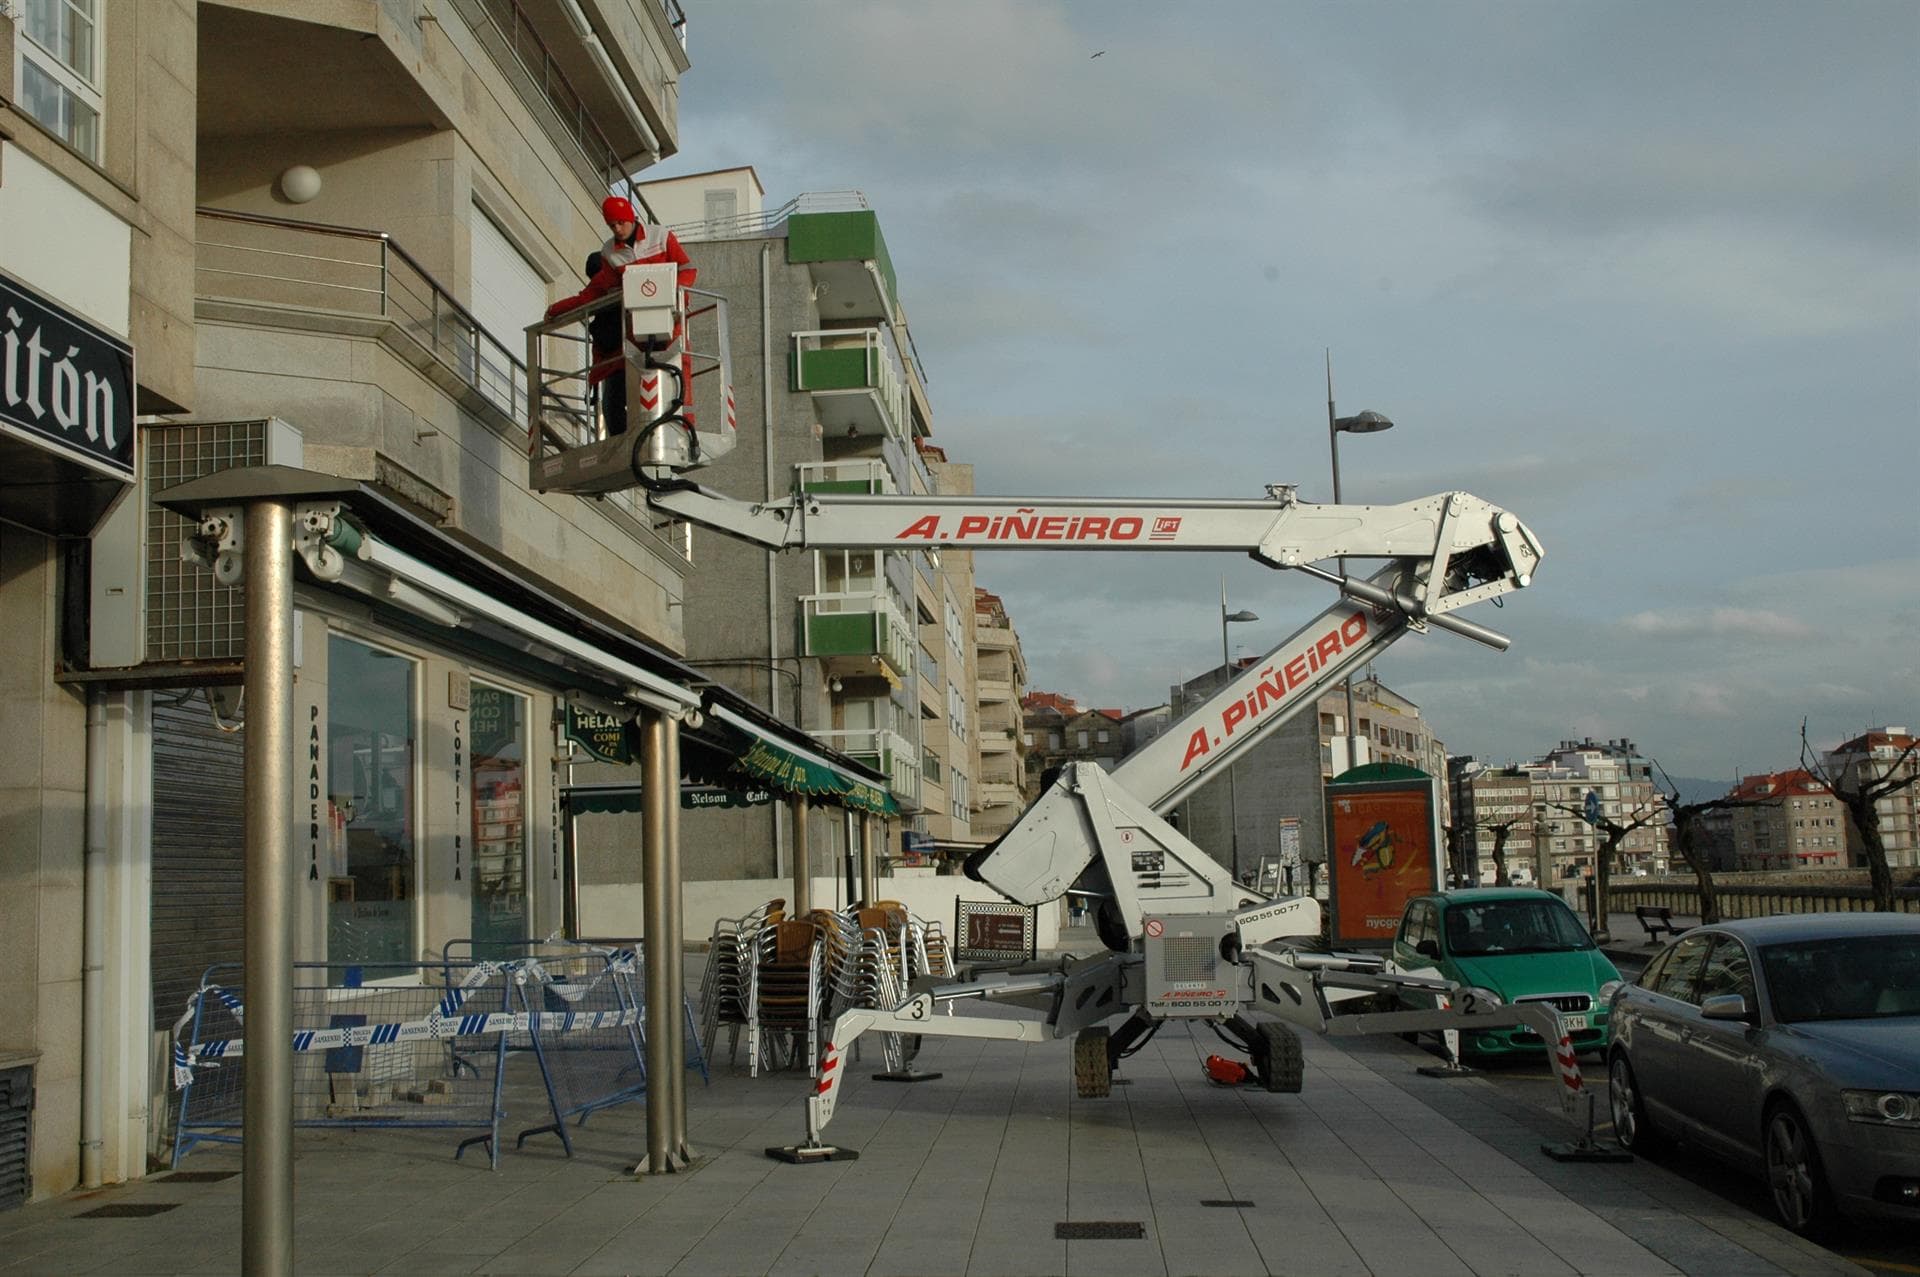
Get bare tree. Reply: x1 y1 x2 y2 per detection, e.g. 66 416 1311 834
1800 721 1920 912
1651 761 1771 924
1548 796 1664 941
1474 811 1531 888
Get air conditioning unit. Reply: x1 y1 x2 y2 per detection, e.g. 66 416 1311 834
89 418 303 668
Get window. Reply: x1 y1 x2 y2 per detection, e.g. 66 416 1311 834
1096 730 1110 744
1699 938 1755 1004
1077 731 1089 749
468 683 529 956
468 205 547 418
1650 933 1714 1003
16 0 101 159
327 637 419 965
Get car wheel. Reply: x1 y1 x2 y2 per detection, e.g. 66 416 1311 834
1764 1101 1835 1238
1607 1051 1660 1153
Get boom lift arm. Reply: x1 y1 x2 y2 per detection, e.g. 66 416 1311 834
528 284 1575 1154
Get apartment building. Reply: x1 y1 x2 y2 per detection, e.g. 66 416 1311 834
1825 727 1920 869
2 1 901 1208
972 588 1030 840
1726 770 1847 870
1449 760 1539 883
636 172 985 858
1519 739 1669 883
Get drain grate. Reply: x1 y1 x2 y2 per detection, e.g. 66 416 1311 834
1056 1221 1146 1240
161 1171 236 1184
1201 1199 1255 1208
79 1203 180 1219
1109 1077 1133 1086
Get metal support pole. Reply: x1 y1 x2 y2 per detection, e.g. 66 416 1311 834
860 813 879 906
637 709 678 1173
790 794 812 916
242 499 295 1276
662 715 691 1163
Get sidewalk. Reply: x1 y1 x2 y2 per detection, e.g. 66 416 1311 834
0 981 1862 1277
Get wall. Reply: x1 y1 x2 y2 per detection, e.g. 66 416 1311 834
0 528 87 1199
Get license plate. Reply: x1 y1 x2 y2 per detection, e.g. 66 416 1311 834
1562 1014 1588 1032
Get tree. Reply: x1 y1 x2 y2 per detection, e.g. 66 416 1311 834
1474 811 1531 888
1800 721 1920 912
1651 761 1769 924
1547 795 1664 942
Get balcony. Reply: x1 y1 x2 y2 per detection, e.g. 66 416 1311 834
979 780 1022 809
813 728 919 800
800 590 914 681
796 458 896 496
787 209 897 322
194 208 524 430
791 328 907 442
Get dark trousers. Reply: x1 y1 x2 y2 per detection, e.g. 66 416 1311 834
598 369 627 438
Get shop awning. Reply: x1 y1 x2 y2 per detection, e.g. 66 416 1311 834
152 465 898 814
707 703 900 816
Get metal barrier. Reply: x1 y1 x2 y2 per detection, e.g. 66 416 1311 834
171 961 525 1169
440 937 707 1156
1607 878 1920 920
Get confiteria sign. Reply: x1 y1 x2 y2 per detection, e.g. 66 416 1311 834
0 271 135 480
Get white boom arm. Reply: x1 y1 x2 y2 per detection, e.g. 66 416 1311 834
644 477 1544 942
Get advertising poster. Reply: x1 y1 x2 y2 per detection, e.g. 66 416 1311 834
1326 775 1441 946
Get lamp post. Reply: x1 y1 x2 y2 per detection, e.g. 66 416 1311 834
1325 353 1394 778
1220 576 1258 882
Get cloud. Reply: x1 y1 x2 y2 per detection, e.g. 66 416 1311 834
1618 608 1817 642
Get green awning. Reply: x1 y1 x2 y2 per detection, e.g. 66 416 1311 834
708 704 900 816
564 784 772 815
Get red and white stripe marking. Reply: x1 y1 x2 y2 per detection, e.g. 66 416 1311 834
1552 1029 1584 1115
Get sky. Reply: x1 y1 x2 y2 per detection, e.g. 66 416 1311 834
645 1 1920 782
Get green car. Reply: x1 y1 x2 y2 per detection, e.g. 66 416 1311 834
1391 888 1624 1058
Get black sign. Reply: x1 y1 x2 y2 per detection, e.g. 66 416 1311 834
955 900 1038 964
0 272 135 480
565 701 632 765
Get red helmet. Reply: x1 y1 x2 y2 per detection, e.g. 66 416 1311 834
601 196 636 226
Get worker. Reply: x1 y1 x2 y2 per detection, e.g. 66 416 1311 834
578 251 626 437
545 196 699 435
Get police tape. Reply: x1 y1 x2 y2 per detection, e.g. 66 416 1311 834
168 953 643 1090
171 1004 644 1089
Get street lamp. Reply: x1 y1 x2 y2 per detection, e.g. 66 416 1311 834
1221 576 1258 882
1326 355 1394 778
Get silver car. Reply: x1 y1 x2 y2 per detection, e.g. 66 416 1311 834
1607 912 1920 1236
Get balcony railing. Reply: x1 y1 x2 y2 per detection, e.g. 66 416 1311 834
813 727 919 799
454 0 636 196
795 458 896 495
799 590 915 677
669 190 870 244
194 207 527 426
791 328 907 442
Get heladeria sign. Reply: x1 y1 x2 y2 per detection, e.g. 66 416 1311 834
1 272 135 481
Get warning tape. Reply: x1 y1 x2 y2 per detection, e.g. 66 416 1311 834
169 952 643 1090
1552 1027 1584 1117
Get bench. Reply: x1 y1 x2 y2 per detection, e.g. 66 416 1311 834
1635 905 1684 942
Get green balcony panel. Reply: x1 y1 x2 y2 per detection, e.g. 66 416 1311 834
805 612 881 656
800 478 881 494
790 346 876 393
788 210 898 320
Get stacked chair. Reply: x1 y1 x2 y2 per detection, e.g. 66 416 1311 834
745 918 822 1077
698 898 782 1071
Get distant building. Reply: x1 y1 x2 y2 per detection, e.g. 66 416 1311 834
972 589 1031 840
1023 694 1126 787
1823 727 1920 869
1121 704 1173 754
1726 770 1847 870
1449 760 1538 884
1518 739 1669 884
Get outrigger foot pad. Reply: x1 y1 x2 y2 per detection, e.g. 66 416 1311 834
1417 1061 1476 1078
872 1069 942 1084
766 1142 860 1164
1541 1139 1632 1164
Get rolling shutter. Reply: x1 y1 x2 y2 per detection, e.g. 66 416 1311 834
0 1066 29 1212
150 692 246 1025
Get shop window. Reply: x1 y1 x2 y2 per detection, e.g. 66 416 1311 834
16 0 101 159
469 683 529 954
327 636 418 966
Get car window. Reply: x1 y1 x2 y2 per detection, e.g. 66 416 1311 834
1442 897 1593 957
1410 903 1435 951
1698 937 1756 1004
1637 946 1672 990
1651 933 1714 1003
1760 934 1920 1022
